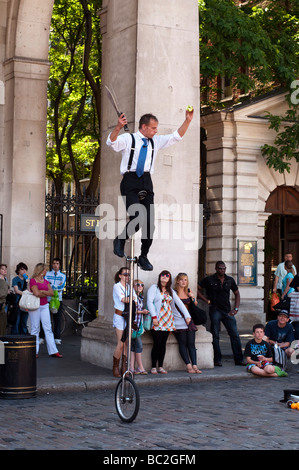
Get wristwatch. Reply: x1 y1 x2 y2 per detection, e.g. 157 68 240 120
234 308 239 311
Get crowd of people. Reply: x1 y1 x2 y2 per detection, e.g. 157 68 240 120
112 254 299 378
0 259 65 359
112 268 203 377
1 251 298 378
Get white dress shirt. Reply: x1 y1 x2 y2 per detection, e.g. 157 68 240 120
106 130 182 175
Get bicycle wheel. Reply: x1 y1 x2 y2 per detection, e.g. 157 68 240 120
81 305 96 326
50 309 66 336
115 376 140 423
60 311 67 335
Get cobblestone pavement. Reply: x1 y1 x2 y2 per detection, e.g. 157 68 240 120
0 371 298 452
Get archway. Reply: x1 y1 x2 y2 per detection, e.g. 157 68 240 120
264 186 299 319
0 0 54 274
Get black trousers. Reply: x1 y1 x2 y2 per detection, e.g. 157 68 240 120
118 172 155 256
151 330 169 368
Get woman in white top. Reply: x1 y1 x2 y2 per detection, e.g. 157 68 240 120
147 270 191 374
112 266 137 377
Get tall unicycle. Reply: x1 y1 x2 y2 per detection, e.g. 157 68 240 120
115 237 140 423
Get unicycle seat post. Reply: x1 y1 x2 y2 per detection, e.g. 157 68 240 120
125 237 137 376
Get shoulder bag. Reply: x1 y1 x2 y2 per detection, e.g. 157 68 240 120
19 290 40 311
189 299 207 325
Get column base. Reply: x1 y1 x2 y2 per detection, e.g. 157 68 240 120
81 317 214 371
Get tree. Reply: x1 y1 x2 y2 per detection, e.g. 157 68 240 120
261 94 299 173
199 0 299 108
47 0 102 196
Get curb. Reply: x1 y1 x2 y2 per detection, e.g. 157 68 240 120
36 370 254 395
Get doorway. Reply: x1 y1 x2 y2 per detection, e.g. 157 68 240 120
264 186 299 319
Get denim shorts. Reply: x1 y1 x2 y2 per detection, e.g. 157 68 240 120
247 361 270 372
131 336 143 353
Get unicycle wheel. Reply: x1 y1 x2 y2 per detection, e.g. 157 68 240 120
115 376 140 423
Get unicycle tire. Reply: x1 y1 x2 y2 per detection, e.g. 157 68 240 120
115 376 140 423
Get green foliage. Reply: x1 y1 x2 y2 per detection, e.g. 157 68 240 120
199 0 299 104
261 97 299 173
47 0 102 195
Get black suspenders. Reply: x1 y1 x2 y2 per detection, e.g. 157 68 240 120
127 134 154 173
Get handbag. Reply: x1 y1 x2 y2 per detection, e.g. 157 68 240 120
273 297 290 312
132 320 144 338
19 290 40 311
270 292 280 311
49 290 60 314
143 313 152 331
189 300 207 325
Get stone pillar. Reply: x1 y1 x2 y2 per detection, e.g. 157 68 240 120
81 0 214 370
0 0 54 276
1 56 50 271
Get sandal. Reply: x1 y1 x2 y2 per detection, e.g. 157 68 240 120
192 365 202 374
158 367 167 374
136 368 148 375
186 365 195 374
151 368 158 374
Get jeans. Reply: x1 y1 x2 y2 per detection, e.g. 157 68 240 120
12 307 29 335
174 329 197 365
210 308 243 364
292 321 299 340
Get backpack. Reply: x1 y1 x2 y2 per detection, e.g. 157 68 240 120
273 344 287 371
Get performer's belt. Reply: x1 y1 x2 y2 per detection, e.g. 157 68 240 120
115 309 123 316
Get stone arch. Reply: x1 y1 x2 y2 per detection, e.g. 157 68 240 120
0 0 54 275
265 186 299 215
5 0 54 60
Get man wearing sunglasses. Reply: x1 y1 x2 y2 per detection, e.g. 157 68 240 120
198 261 245 367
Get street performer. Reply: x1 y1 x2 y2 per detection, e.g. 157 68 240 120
106 108 194 271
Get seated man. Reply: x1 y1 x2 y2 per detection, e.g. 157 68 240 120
264 310 295 369
245 323 287 377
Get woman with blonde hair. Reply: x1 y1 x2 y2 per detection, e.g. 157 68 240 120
29 263 62 358
173 272 201 373
147 270 191 374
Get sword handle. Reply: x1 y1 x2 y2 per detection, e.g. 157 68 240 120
118 111 129 132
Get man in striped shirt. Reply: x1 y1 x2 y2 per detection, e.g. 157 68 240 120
45 258 66 344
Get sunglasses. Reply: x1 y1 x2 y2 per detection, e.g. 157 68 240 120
135 283 144 287
121 272 129 277
161 273 170 278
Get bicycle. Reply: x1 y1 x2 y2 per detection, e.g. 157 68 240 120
52 293 97 335
114 238 140 423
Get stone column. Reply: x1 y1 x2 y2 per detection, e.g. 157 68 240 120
81 0 214 370
1 56 50 271
0 0 54 275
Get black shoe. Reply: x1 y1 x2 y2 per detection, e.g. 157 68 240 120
235 361 247 366
137 255 153 271
214 361 222 367
113 238 125 258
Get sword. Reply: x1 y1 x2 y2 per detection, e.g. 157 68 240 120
105 85 129 132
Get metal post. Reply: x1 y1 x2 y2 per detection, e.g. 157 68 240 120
125 237 135 376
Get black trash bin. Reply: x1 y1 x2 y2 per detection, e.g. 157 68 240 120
0 335 36 399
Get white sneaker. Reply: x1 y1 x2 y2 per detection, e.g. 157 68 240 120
55 339 62 344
